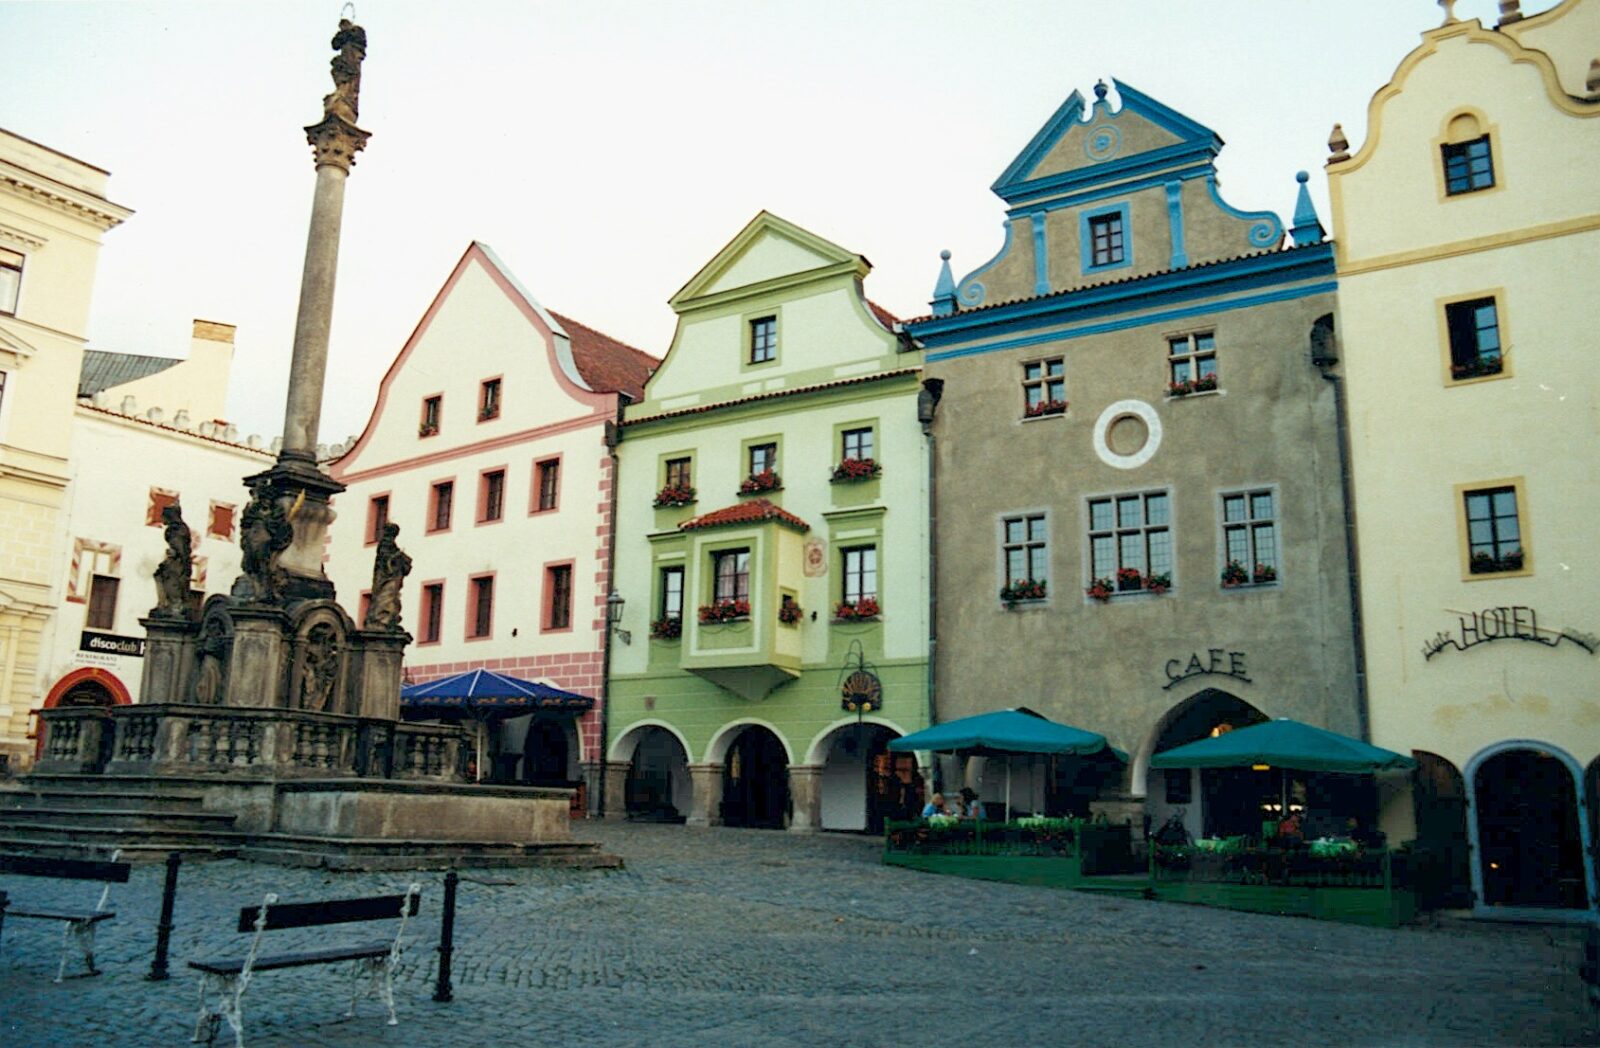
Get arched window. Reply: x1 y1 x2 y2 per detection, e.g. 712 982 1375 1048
1440 111 1495 195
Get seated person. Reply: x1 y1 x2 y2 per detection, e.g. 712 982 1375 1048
959 787 981 819
921 792 947 819
1276 810 1304 842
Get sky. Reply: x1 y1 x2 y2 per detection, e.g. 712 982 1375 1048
2 0 1543 446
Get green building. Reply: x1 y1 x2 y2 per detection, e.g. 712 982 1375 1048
604 212 933 831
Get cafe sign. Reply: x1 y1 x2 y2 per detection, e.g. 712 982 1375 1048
1163 648 1251 690
1422 605 1597 661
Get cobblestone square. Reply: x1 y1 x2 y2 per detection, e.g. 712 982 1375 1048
0 822 1594 1047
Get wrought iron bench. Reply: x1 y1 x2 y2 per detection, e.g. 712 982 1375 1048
189 884 420 1048
0 851 129 982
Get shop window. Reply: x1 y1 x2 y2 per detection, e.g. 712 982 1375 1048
1445 297 1502 381
0 247 21 315
749 316 777 364
1221 490 1278 587
534 459 559 512
1022 358 1065 417
420 582 443 644
479 469 505 523
1463 484 1526 575
545 563 573 631
429 481 454 532
366 494 390 545
468 574 494 639
86 575 119 631
1088 490 1172 593
479 377 501 421
208 502 236 541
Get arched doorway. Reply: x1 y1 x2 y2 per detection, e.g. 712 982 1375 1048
816 723 922 833
1472 746 1588 910
1412 751 1472 910
1143 689 1268 841
722 725 789 829
37 668 132 760
522 717 572 786
623 726 691 821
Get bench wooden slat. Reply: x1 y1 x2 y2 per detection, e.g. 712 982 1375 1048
190 941 392 976
0 855 130 883
235 893 419 932
6 909 115 924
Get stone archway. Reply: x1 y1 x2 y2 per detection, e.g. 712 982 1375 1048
613 724 691 821
721 724 790 830
37 668 132 760
810 720 923 833
521 716 575 787
1412 750 1472 910
1141 688 1268 841
1468 742 1590 912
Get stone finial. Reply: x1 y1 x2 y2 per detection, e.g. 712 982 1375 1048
1589 59 1600 95
147 406 165 423
1327 123 1351 163
931 249 957 318
1290 171 1326 247
1497 0 1523 25
173 409 191 429
120 395 137 415
1438 0 1458 24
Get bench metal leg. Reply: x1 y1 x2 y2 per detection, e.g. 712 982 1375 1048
193 972 246 1048
54 919 100 982
346 955 398 1026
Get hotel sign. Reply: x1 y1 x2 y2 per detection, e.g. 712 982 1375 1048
1422 605 1597 661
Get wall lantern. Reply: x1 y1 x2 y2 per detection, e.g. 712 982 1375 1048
606 590 631 645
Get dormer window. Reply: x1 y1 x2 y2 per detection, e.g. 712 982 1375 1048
750 316 777 364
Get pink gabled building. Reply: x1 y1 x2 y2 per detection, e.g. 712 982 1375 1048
328 242 655 812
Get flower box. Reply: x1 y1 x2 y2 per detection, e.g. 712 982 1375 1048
834 596 881 621
653 484 697 508
778 599 804 625
478 407 498 421
739 470 782 495
1000 579 1047 607
1024 399 1067 419
1221 560 1250 588
418 422 439 438
1085 577 1115 603
1451 358 1503 380
1167 373 1219 398
1116 566 1144 592
698 599 750 623
1253 563 1278 584
649 617 682 640
1469 548 1523 574
831 457 881 483
1145 572 1172 595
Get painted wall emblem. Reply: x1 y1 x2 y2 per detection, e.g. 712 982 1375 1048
841 670 882 713
1084 124 1121 162
1163 649 1251 690
1422 605 1597 661
803 538 828 577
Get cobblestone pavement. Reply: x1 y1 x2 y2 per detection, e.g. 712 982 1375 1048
1 822 1595 1047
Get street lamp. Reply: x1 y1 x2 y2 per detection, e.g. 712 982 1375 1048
606 589 630 645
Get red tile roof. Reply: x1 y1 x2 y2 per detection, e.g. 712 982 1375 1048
625 367 922 428
680 498 810 534
866 299 900 330
551 311 659 402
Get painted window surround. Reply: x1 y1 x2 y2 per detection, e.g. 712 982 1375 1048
542 558 575 634
530 455 562 515
364 492 391 546
427 478 455 533
476 465 508 525
466 571 496 641
417 579 445 646
1437 287 1511 386
419 393 443 438
1433 108 1503 204
1080 202 1133 275
478 375 503 423
1455 475 1533 581
739 306 782 375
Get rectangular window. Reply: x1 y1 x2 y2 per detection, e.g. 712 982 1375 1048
842 546 878 603
713 549 750 603
479 378 501 421
421 582 443 644
480 469 505 523
841 427 874 462
1088 491 1172 591
429 481 454 532
1002 513 1048 584
1022 358 1066 415
0 247 21 315
535 459 560 512
1222 490 1278 585
469 575 494 639
748 442 777 477
86 575 119 630
420 395 442 436
1445 297 1502 380
367 494 390 544
1442 136 1494 195
1464 486 1524 574
659 566 684 621
665 457 692 490
749 316 777 364
1089 212 1125 267
1168 332 1218 390
545 564 573 631
208 502 236 541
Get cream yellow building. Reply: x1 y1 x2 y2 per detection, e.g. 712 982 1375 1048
0 129 131 769
1328 0 1600 916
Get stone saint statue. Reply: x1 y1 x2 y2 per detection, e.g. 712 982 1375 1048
193 616 228 705
235 480 293 602
364 523 412 631
152 503 194 619
299 623 340 712
323 18 367 124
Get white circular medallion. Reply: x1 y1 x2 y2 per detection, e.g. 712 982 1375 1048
1092 399 1162 470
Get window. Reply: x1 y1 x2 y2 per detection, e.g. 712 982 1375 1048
207 502 235 541
1464 486 1524 575
421 582 443 644
1445 297 1502 381
749 316 777 364
546 564 573 631
1221 490 1278 586
1089 212 1125 267
665 457 692 490
1442 136 1494 195
659 566 684 621
1168 332 1218 391
1022 358 1065 416
1002 514 1048 584
1088 491 1172 591
86 575 119 630
841 427 874 462
842 546 878 604
479 378 501 421
479 469 505 523
534 459 560 512
0 247 21 315
429 481 454 532
146 487 179 527
713 549 750 603
749 443 778 476
469 575 494 638
367 494 390 544
420 395 441 436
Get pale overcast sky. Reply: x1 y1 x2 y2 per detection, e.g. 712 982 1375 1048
3 0 1538 444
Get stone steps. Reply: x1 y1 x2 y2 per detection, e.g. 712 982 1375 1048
0 831 240 862
0 820 247 853
0 807 238 832
0 788 212 813
237 835 623 871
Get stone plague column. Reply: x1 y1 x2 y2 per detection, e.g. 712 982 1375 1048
239 17 371 602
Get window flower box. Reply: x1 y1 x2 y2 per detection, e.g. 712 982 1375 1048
478 406 498 421
1451 358 1503 380
698 599 750 624
1024 399 1067 419
653 484 697 508
418 422 439 438
1221 560 1250 588
1469 548 1523 575
1253 563 1278 584
1167 373 1219 398
1085 577 1115 603
778 599 804 625
1145 572 1172 595
834 596 880 621
739 470 782 495
649 617 682 640
1000 579 1047 607
831 457 881 483
1116 566 1145 593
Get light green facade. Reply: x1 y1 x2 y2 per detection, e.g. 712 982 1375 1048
607 212 930 831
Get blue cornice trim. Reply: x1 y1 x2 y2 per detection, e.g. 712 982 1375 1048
1204 173 1283 248
992 91 1087 195
998 140 1220 208
1113 81 1220 143
1002 164 1210 219
1030 213 1050 296
920 280 1338 363
1165 181 1188 269
953 218 1018 310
